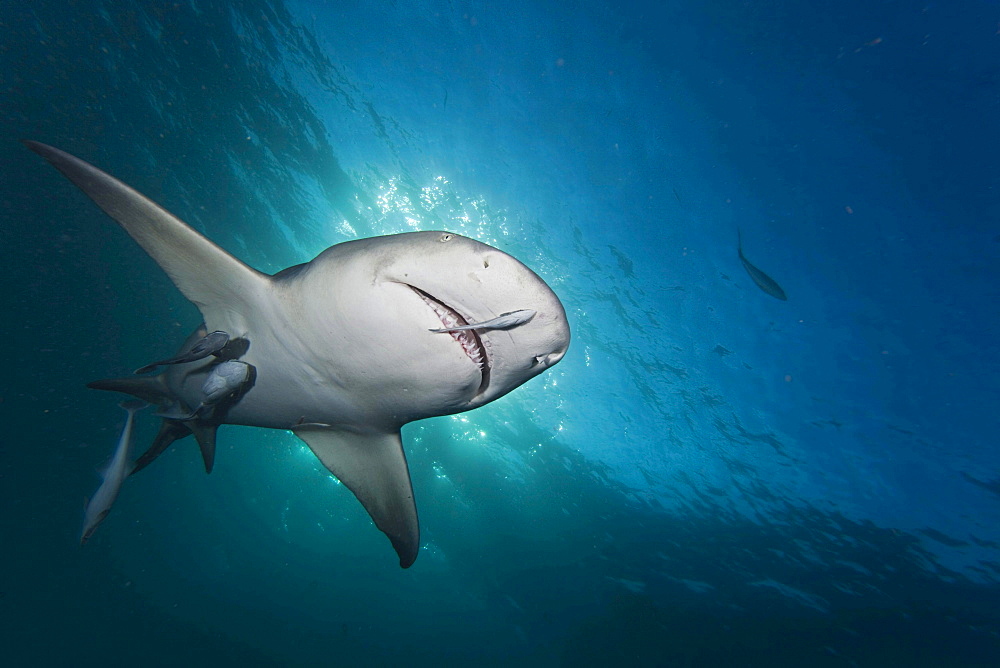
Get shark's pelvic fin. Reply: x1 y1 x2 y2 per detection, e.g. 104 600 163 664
188 421 219 474
22 140 272 329
292 424 419 568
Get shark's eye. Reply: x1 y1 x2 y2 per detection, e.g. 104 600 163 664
439 233 453 242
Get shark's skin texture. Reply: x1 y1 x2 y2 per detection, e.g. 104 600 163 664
26 141 570 568
81 400 147 545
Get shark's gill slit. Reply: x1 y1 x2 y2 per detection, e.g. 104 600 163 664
408 285 492 393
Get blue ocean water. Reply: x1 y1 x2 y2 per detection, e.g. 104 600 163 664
2 0 999 664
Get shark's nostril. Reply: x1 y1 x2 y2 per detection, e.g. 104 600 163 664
536 350 566 367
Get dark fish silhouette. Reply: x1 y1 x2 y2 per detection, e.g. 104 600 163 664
737 229 787 301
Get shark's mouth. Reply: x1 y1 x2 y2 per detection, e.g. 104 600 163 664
409 286 491 393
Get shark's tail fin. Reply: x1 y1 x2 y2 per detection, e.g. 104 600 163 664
131 420 191 475
90 375 218 475
127 417 217 475
89 375 172 405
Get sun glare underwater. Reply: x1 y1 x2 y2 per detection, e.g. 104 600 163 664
3 0 1000 665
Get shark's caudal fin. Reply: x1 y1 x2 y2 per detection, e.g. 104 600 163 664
88 375 173 405
132 420 192 475
22 141 271 330
293 424 419 568
128 419 217 475
89 376 217 474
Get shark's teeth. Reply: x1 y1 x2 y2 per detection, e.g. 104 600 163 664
410 287 489 370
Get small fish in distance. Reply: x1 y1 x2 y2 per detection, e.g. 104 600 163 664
738 229 787 301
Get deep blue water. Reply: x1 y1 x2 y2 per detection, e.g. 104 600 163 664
3 0 1000 665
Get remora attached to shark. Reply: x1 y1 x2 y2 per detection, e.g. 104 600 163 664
26 140 571 568
81 399 147 545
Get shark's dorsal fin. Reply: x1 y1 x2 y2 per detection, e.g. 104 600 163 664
23 141 270 329
292 424 419 568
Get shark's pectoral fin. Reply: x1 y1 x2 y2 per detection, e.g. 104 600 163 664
23 141 272 330
292 424 419 568
132 420 192 475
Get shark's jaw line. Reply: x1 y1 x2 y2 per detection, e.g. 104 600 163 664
408 284 491 396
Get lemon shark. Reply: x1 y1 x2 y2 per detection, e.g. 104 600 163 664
25 140 570 568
